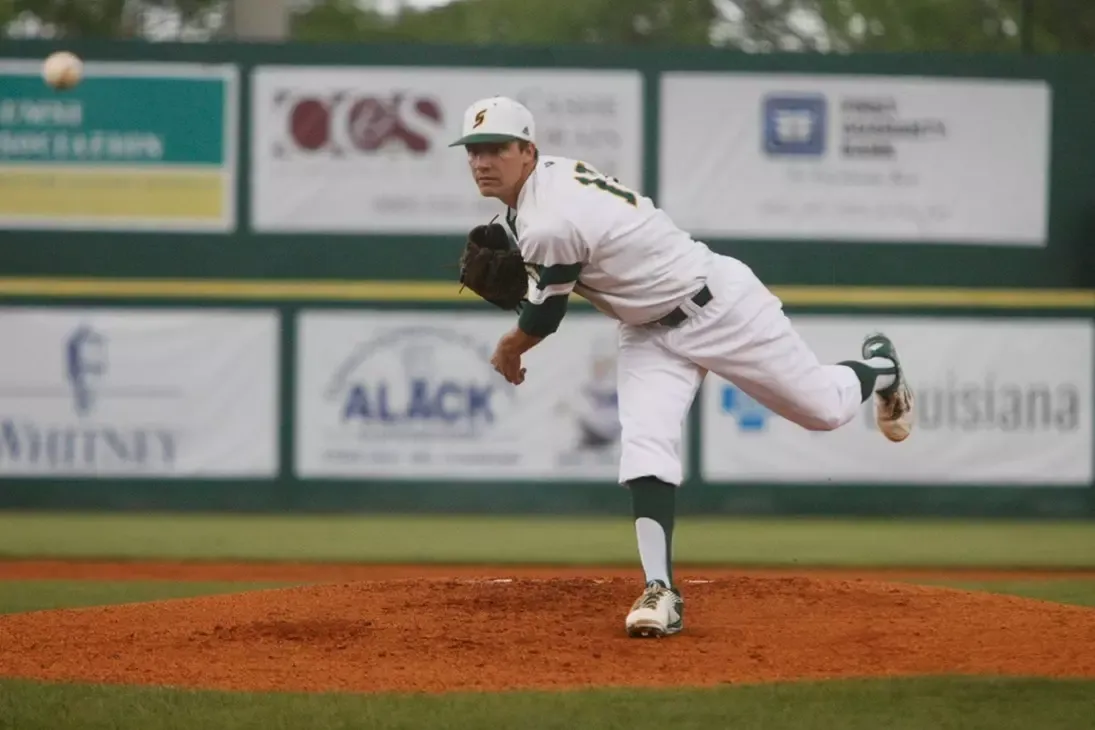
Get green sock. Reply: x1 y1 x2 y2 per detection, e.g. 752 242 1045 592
628 476 676 587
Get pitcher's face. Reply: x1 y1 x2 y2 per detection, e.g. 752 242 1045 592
466 140 536 201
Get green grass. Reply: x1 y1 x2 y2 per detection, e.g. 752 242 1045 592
925 580 1095 608
0 580 299 614
0 513 1093 567
0 677 1093 730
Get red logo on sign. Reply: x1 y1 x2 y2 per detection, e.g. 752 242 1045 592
273 91 444 157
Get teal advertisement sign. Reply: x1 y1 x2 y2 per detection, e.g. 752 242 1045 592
0 60 237 231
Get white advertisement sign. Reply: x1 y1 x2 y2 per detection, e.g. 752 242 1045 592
660 73 1050 245
296 310 662 480
701 317 1092 485
251 66 643 233
0 308 279 477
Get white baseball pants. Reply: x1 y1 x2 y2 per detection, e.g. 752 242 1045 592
616 253 863 486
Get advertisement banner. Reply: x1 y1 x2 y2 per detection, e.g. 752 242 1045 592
659 73 1050 245
0 308 278 477
0 60 237 231
701 317 1092 486
251 66 643 233
296 310 665 481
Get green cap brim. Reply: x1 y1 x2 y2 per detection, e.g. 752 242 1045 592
448 133 523 147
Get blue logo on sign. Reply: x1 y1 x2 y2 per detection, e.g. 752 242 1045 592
762 93 827 157
66 325 108 416
721 385 769 432
325 327 512 440
341 378 494 424
0 323 177 470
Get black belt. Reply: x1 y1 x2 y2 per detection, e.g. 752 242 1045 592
656 284 713 327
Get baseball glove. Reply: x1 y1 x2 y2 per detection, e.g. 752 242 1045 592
458 221 528 311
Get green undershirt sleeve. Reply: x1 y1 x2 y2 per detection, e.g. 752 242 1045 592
518 262 582 337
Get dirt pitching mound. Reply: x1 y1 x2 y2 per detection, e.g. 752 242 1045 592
2 575 1094 694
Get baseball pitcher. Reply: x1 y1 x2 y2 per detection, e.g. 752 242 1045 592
452 96 914 638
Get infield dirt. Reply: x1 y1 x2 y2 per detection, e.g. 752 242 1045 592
1 562 1094 694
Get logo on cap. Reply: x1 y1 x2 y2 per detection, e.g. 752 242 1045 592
473 110 486 128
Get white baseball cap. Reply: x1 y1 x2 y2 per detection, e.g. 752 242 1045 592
449 96 536 147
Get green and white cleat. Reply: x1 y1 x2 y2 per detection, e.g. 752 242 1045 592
862 332 914 443
625 580 683 638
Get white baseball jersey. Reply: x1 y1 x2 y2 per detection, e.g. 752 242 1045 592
507 155 714 331
505 155 873 490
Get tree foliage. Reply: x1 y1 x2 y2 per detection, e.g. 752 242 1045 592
3 0 1093 52
2 0 220 39
294 0 718 47
289 0 393 43
814 0 1095 53
293 0 1093 52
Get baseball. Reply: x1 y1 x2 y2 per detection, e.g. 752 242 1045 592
42 51 83 90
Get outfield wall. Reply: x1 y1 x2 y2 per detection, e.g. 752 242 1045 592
0 40 1092 517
